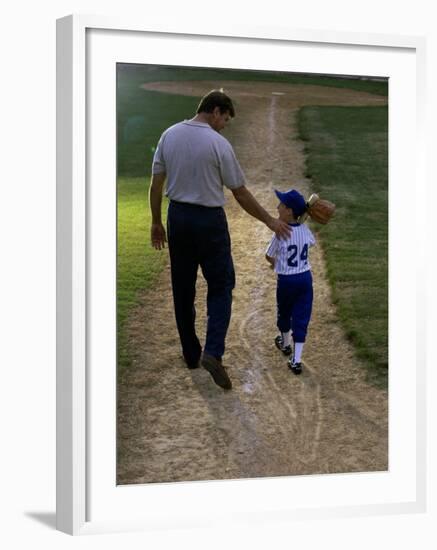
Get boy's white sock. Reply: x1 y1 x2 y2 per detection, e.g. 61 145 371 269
293 342 304 363
281 330 292 347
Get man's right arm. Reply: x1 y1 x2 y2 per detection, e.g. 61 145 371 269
149 172 167 250
231 185 290 239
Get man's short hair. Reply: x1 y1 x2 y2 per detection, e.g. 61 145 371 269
196 89 235 117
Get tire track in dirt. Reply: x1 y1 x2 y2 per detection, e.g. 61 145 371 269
117 81 388 484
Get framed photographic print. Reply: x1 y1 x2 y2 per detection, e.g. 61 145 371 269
56 14 427 535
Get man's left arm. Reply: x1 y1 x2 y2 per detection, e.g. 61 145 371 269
149 172 167 250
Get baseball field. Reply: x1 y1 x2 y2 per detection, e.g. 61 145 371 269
116 66 388 484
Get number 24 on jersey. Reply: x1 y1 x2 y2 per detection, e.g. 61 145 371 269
287 243 308 267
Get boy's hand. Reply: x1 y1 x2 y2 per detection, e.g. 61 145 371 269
265 254 275 270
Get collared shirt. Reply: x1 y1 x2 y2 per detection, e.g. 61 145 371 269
152 120 246 207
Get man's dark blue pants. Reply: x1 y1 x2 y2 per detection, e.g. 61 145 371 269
167 201 235 365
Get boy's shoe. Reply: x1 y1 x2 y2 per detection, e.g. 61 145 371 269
274 335 292 356
288 359 302 375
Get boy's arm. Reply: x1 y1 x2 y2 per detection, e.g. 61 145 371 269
307 226 316 247
265 254 275 270
265 235 279 270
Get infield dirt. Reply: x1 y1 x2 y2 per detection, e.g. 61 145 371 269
117 81 388 484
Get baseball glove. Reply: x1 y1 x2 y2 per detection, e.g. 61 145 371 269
301 193 336 224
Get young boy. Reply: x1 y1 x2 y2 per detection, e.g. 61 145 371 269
265 189 316 374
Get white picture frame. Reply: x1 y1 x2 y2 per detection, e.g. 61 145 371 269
56 14 427 536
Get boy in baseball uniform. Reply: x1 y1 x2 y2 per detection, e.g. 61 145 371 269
265 189 316 374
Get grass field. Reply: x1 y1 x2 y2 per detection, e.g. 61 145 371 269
118 90 199 177
117 66 388 381
117 64 387 177
117 178 168 371
298 106 388 387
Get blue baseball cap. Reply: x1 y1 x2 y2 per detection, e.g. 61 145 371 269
274 189 307 217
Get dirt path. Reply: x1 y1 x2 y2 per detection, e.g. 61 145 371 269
117 81 388 484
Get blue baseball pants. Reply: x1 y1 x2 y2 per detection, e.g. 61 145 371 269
276 271 313 343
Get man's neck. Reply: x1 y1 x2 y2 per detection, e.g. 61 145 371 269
192 113 211 125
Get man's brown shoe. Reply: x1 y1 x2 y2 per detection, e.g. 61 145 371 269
201 353 232 390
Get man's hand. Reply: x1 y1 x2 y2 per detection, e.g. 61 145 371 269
267 216 291 239
151 223 167 250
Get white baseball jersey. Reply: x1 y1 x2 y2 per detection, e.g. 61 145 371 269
266 223 316 275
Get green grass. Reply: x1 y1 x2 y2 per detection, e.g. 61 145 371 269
117 64 387 177
117 90 200 177
118 63 388 97
298 106 388 387
117 177 168 371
